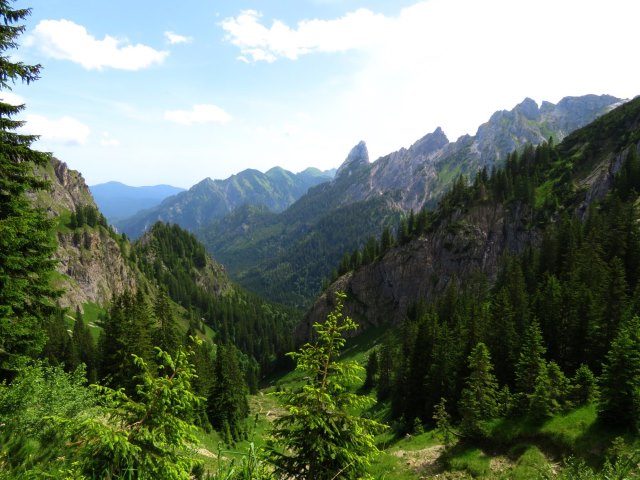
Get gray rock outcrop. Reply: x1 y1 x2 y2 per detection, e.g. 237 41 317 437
34 159 138 310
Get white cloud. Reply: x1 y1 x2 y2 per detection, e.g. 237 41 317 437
24 114 90 145
339 0 640 147
221 8 387 62
0 92 25 106
28 19 168 70
223 0 640 163
164 31 192 45
164 104 231 126
100 132 120 147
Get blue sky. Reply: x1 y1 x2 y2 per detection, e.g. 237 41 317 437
6 0 640 187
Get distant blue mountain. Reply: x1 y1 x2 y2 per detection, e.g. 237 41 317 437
117 167 333 239
90 181 185 224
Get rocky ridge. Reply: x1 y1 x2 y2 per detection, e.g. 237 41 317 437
331 95 622 212
298 97 640 340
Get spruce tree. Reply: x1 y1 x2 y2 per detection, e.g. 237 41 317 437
0 0 59 378
404 319 432 422
266 292 386 479
604 256 628 351
40 308 73 367
98 293 130 386
206 344 249 443
546 361 570 412
99 291 155 391
529 361 569 419
514 320 550 417
599 315 640 429
363 350 378 390
515 320 546 396
432 397 455 447
71 308 97 383
488 287 518 385
458 342 499 437
380 226 394 253
153 288 181 356
376 332 395 402
570 363 598 406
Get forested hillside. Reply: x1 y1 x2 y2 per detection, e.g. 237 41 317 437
133 222 299 376
294 96 640 477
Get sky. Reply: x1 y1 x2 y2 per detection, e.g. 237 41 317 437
4 0 640 188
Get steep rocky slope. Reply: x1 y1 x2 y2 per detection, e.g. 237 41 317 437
119 166 333 238
299 96 640 340
32 159 138 310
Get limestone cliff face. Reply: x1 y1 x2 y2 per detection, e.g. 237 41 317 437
334 141 370 178
54 228 137 310
34 158 138 310
297 202 534 341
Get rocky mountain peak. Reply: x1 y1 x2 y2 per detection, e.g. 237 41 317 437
335 141 369 178
514 97 540 120
193 177 215 190
408 127 449 157
35 158 95 216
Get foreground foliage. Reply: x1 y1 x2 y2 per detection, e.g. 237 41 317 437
0 346 204 479
70 346 204 479
0 363 95 478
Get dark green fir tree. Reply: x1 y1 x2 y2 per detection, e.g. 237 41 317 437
458 342 500 437
153 287 181 356
206 344 249 444
71 307 97 383
0 0 59 378
515 320 547 397
599 315 640 430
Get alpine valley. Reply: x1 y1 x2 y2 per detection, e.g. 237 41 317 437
3 7 640 475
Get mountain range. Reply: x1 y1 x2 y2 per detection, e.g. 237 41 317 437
118 166 334 238
331 94 623 212
32 157 299 374
24 94 640 477
90 182 185 225
198 94 623 306
38 93 627 314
